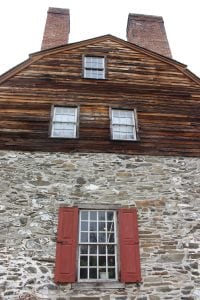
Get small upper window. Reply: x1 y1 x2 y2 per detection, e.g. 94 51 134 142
84 56 105 79
51 106 78 138
111 109 137 141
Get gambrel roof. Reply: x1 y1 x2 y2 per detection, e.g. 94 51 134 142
0 34 200 86
0 34 199 156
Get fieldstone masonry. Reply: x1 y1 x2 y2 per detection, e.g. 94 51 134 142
0 151 199 299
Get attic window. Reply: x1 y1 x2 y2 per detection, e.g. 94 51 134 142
111 109 137 141
83 56 105 79
51 106 78 138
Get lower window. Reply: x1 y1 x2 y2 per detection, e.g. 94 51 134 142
111 109 137 141
51 106 78 138
78 210 118 281
54 206 141 284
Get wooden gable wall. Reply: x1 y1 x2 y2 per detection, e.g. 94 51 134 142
0 38 200 156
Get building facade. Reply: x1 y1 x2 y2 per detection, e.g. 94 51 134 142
0 8 200 300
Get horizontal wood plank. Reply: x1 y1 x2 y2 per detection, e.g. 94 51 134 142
0 38 199 156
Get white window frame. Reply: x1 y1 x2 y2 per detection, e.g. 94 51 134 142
83 56 105 79
51 106 78 138
111 108 137 141
78 210 118 282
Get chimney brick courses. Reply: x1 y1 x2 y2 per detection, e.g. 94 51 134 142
127 13 172 58
41 7 70 50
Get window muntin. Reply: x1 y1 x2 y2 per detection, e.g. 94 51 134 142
78 210 118 281
84 56 105 79
51 106 78 138
111 109 137 140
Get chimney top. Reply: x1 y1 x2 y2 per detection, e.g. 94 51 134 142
48 7 70 15
127 13 164 24
41 7 70 50
126 13 172 58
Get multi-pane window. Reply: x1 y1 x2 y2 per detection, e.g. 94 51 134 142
84 56 105 79
111 109 137 140
54 207 141 284
78 210 117 281
51 106 78 138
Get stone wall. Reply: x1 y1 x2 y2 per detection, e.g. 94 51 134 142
0 151 199 300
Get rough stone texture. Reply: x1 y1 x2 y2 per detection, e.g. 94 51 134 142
0 151 199 299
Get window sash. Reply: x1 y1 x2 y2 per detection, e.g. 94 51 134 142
111 109 136 140
78 210 118 281
84 56 105 79
51 106 78 138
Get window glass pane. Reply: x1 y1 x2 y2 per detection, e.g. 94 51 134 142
99 245 106 254
89 268 97 279
108 256 115 266
112 113 133 125
80 256 88 266
85 57 104 69
107 245 115 254
112 131 120 140
107 211 114 221
89 256 97 266
81 232 88 243
107 233 114 243
81 221 88 231
99 233 106 243
89 245 97 254
55 107 75 114
108 268 115 279
90 211 97 220
99 211 105 221
52 129 75 138
66 115 76 122
90 232 97 243
80 245 88 254
80 268 87 279
99 222 106 231
54 114 67 122
112 126 135 140
107 222 114 232
81 211 89 220
84 68 104 79
90 222 97 231
65 129 75 138
112 110 120 117
99 256 106 266
53 122 68 130
54 114 76 123
99 269 107 280
125 117 133 125
120 110 132 118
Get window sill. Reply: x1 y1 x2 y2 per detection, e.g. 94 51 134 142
112 138 140 142
72 281 125 290
83 77 107 80
49 136 78 139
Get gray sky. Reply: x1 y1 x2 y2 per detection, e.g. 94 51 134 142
0 0 200 77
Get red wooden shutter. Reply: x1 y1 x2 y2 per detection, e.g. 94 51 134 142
54 207 78 283
119 208 141 283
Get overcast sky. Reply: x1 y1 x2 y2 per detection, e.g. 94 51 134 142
0 0 200 77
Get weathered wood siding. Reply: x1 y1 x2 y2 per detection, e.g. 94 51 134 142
0 38 200 156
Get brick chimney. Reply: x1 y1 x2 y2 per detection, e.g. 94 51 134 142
41 7 70 50
126 13 172 58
